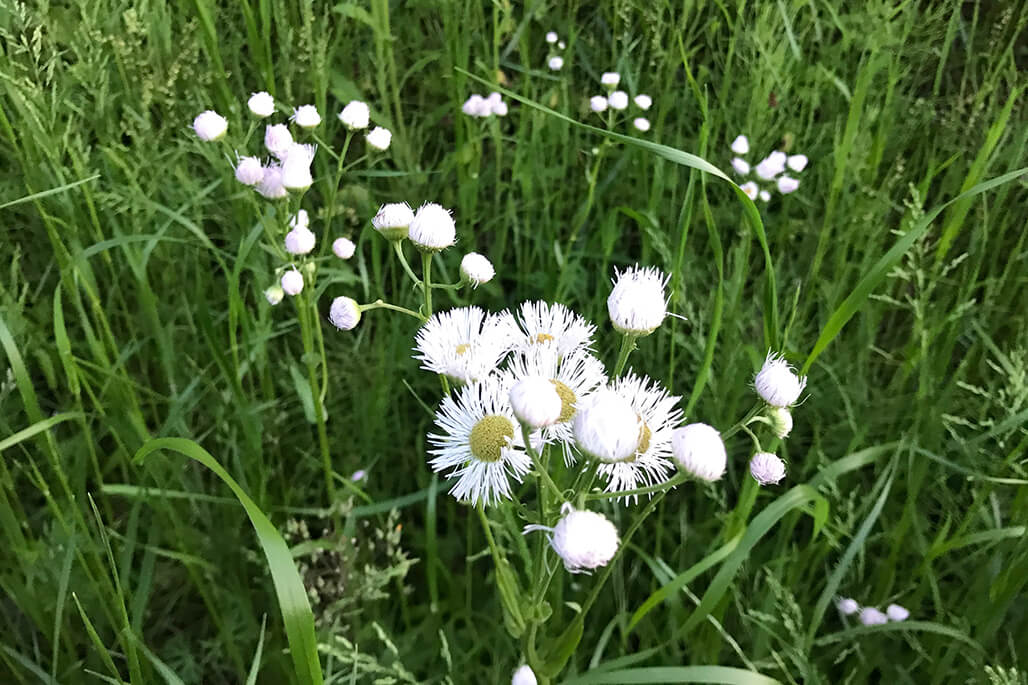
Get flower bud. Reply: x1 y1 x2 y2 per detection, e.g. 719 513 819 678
338 100 370 130
285 226 316 255
408 203 456 252
551 505 619 573
256 164 288 199
281 269 304 296
573 389 642 463
730 135 750 155
633 117 650 132
836 597 859 615
754 352 807 407
329 296 361 330
291 104 321 128
859 607 888 626
731 157 750 175
589 96 608 113
264 284 284 305
608 90 629 110
510 376 563 428
332 237 356 260
460 252 494 287
372 202 415 241
607 265 668 336
235 156 264 185
281 143 316 190
366 126 392 151
248 92 275 118
264 124 293 159
886 604 909 621
548 56 564 71
777 175 800 194
545 31 558 44
749 452 786 486
671 423 727 482
769 406 793 439
600 72 620 88
192 110 227 141
787 154 808 172
634 94 652 110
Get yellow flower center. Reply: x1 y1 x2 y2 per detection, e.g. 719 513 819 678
455 343 471 356
469 414 514 463
550 379 577 423
636 420 652 456
535 333 555 344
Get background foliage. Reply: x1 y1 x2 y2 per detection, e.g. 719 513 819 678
1 0 1026 683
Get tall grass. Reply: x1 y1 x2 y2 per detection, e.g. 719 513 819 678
1 1 1026 683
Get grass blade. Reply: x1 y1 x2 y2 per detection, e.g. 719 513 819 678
134 438 324 685
561 665 782 684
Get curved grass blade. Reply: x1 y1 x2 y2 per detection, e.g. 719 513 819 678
561 665 782 685
134 438 324 685
0 413 83 454
801 166 1028 374
813 620 983 651
676 485 827 638
457 68 779 350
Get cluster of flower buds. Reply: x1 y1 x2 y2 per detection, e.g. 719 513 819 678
729 135 807 202
462 92 509 118
545 30 567 71
589 72 652 133
837 597 910 625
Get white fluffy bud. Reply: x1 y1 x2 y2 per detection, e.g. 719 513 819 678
332 237 356 260
372 202 414 241
634 94 652 110
777 175 800 194
607 265 668 336
633 117 650 132
859 607 888 626
749 452 786 486
769 407 793 439
886 604 909 621
235 156 264 185
291 104 321 128
755 352 807 407
836 598 859 615
551 505 619 573
601 72 621 88
460 252 494 286
787 154 808 172
671 423 727 482
192 110 227 141
408 203 456 252
285 226 316 255
731 157 750 175
329 297 362 331
338 101 370 130
573 389 643 463
730 135 749 155
545 31 558 44
608 91 629 110
548 56 564 71
281 143 315 190
462 94 488 117
510 376 563 428
248 92 275 118
281 269 304 296
740 181 759 200
589 96 609 113
256 164 288 199
366 126 392 151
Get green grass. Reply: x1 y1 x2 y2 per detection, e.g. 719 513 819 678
2 1 1027 683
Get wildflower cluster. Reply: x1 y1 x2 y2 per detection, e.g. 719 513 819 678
462 91 510 118
837 597 911 625
588 71 652 133
729 134 808 202
545 29 567 71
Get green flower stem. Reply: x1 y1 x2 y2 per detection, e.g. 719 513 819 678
360 299 425 321
323 131 354 256
429 281 464 291
612 333 638 378
392 240 422 289
586 471 688 501
522 425 563 503
421 251 434 317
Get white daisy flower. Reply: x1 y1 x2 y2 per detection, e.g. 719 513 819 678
264 124 293 160
777 175 800 194
545 31 558 44
500 345 607 464
460 252 495 287
234 156 264 186
248 92 275 118
338 100 370 130
589 96 609 113
291 104 321 128
886 604 910 621
634 94 652 110
525 503 619 574
514 300 596 357
608 90 629 110
601 72 621 88
428 379 534 506
256 164 288 199
632 117 650 132
366 126 392 151
739 181 759 200
730 135 749 155
730 157 750 176
754 351 807 407
414 307 517 385
787 154 808 172
192 110 227 141
596 373 683 502
548 56 565 71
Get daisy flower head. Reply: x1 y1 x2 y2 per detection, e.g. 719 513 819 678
548 56 564 71
284 225 316 255
671 422 727 482
596 373 683 502
248 92 275 118
730 135 750 155
462 94 489 117
414 306 518 385
409 202 457 252
291 104 321 128
192 110 227 141
545 31 558 44
739 181 759 201
634 94 652 110
281 143 316 190
332 237 356 260
512 665 537 685
428 379 534 506
754 351 807 407
372 202 415 241
589 96 609 113
281 269 304 296
509 376 563 428
731 157 750 176
858 607 888 626
601 72 621 88
755 150 787 180
515 300 596 357
607 265 669 336
633 117 650 132
500 345 607 464
289 209 310 230
777 175 800 194
836 597 860 616
328 296 361 331
787 154 808 172
886 604 910 621
759 190 771 202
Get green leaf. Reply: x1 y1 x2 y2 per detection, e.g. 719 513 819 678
561 665 782 684
134 438 324 685
0 413 83 454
